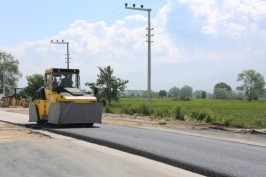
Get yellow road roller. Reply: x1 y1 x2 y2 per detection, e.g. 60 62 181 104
29 68 102 126
1 88 29 108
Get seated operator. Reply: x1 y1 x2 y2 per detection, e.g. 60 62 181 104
52 78 58 87
60 75 73 87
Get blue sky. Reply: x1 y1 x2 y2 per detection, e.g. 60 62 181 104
1 0 266 92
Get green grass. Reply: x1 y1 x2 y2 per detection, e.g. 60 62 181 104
108 98 266 129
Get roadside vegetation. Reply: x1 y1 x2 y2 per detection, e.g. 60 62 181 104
98 68 266 129
103 98 266 129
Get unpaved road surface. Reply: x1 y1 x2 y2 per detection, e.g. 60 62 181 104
0 122 48 142
0 122 202 177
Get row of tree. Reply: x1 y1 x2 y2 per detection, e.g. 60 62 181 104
1 50 265 104
22 65 262 103
213 70 265 101
124 69 266 102
123 87 205 100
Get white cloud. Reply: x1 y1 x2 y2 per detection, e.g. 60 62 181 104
1 0 266 91
224 23 246 38
2 9 182 89
178 0 266 37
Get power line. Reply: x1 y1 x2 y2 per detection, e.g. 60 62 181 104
154 1 266 35
145 0 165 6
156 12 266 35
97 0 165 25
166 0 266 27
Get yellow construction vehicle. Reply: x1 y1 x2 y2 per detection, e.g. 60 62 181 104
29 68 102 126
1 88 29 108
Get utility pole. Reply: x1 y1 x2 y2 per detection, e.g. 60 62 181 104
125 3 153 106
51 40 70 69
0 52 6 96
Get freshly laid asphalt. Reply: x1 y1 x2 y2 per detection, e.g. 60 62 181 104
49 124 266 177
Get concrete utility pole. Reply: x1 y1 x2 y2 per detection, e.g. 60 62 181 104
51 40 70 69
0 52 6 96
125 3 153 106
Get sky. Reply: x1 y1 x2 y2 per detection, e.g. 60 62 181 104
0 0 266 92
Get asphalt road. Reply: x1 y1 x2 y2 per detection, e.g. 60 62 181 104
0 136 203 177
50 124 266 177
0 120 202 177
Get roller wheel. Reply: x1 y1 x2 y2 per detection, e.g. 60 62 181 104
21 99 29 108
86 123 94 127
4 100 10 107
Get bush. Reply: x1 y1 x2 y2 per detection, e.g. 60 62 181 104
154 108 171 118
120 103 152 116
204 116 212 123
172 105 184 120
223 119 230 127
121 104 136 115
191 108 214 123
172 97 191 101
137 103 150 116
104 106 113 113
181 96 191 101
191 111 199 119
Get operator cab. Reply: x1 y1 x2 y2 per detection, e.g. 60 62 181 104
45 68 80 92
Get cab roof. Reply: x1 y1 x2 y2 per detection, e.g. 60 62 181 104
45 68 80 74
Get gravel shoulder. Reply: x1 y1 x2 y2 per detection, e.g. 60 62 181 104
0 121 49 142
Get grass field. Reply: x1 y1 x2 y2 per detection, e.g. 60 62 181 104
107 98 266 129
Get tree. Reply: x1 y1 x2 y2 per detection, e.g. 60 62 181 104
159 90 167 98
193 90 207 99
259 88 266 98
214 82 232 92
168 86 180 98
213 88 231 99
0 51 22 95
237 69 265 101
201 91 207 99
231 90 245 100
213 82 232 99
180 85 193 100
24 74 44 97
85 66 129 105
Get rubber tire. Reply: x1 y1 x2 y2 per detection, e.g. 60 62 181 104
87 123 94 127
4 100 9 107
21 99 29 108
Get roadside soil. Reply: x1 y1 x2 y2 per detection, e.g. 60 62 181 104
1 106 265 134
0 121 49 142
